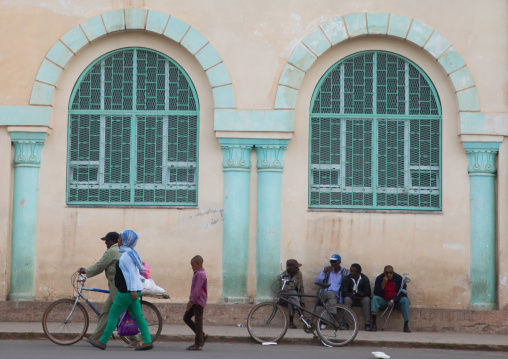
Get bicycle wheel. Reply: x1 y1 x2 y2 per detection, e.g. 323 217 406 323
247 302 288 344
120 300 163 344
42 298 89 345
316 304 358 347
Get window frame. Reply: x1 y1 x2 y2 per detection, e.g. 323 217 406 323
309 51 442 211
66 47 200 207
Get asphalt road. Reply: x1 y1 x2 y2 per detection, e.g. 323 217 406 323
1 340 507 359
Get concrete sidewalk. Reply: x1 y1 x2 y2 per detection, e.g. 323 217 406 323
1 322 508 351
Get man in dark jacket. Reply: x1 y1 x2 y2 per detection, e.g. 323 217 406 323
371 265 410 333
342 263 372 331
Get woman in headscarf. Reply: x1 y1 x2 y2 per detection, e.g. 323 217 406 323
88 230 153 351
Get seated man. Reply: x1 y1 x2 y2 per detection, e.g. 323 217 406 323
315 254 348 329
278 259 305 329
371 265 411 333
342 263 372 331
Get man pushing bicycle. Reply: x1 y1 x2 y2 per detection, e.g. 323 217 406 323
78 231 142 348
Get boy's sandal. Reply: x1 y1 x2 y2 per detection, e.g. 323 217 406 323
186 344 202 351
125 343 142 349
288 323 297 329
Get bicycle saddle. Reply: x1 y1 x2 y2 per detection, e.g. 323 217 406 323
314 281 331 288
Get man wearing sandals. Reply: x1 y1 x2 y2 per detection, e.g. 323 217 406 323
315 254 349 329
79 232 142 348
184 255 209 350
278 259 306 329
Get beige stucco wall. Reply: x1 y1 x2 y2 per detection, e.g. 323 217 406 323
0 0 507 308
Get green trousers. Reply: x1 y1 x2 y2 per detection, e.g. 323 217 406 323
89 286 142 345
99 292 152 345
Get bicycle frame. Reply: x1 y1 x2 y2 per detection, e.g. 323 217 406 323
274 279 340 328
67 274 110 321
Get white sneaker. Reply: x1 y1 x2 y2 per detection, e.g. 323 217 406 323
320 324 328 330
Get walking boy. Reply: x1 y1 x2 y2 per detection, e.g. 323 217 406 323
184 255 208 350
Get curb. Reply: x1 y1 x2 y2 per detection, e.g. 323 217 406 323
2 333 508 352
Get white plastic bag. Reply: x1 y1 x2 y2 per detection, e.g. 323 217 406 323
140 276 167 296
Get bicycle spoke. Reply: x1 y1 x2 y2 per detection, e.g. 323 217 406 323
316 304 358 347
42 299 89 345
247 303 288 344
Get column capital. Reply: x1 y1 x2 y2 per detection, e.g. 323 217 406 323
463 141 501 176
8 130 48 167
254 139 290 171
220 144 253 171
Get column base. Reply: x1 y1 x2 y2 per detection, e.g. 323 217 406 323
220 296 250 304
254 296 275 304
8 292 35 301
469 302 496 310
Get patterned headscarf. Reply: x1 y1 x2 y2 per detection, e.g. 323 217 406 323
119 229 145 270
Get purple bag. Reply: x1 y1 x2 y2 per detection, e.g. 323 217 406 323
117 310 140 336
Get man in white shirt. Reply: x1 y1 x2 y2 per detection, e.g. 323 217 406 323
342 263 372 331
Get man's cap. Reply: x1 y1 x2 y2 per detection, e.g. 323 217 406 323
328 254 341 261
286 259 302 268
101 232 120 241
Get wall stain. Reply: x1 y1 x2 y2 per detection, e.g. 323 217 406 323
305 216 342 274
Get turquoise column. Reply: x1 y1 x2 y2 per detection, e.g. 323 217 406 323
8 131 47 301
219 138 253 303
255 139 290 302
464 141 501 310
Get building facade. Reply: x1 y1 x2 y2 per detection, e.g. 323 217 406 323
0 0 507 311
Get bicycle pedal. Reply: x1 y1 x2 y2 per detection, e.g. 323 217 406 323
299 317 311 328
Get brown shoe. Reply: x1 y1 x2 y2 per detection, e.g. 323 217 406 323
135 343 154 351
88 339 106 350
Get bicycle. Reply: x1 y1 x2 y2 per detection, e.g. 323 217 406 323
42 272 167 345
247 277 358 347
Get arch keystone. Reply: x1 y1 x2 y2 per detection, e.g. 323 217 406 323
367 13 389 35
125 9 147 30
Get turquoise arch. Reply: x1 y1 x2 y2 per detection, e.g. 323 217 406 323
275 12 480 132
30 9 235 110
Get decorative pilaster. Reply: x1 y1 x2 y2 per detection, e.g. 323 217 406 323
463 141 501 310
8 130 48 301
255 139 290 302
218 139 253 303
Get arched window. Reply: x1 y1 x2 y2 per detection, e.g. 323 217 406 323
310 51 441 210
67 48 199 206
